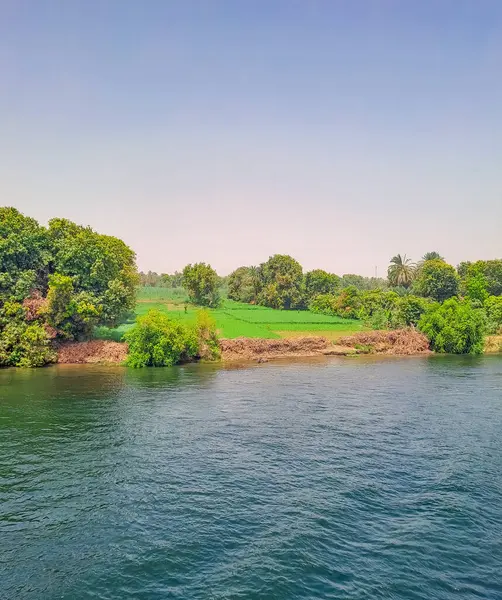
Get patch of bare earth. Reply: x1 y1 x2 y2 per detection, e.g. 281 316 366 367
220 337 354 362
57 341 128 364
337 329 430 355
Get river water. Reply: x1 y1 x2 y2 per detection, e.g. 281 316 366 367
1 356 501 599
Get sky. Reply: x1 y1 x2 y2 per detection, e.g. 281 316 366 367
1 1 502 276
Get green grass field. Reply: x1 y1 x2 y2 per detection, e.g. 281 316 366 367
95 288 363 341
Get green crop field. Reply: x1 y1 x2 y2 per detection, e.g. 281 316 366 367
95 288 363 341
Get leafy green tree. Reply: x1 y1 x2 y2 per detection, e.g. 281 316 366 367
465 272 489 304
0 207 51 301
418 298 485 354
309 287 360 319
228 266 255 303
358 290 399 319
0 301 55 367
258 255 304 310
484 296 502 334
413 259 459 302
462 260 502 297
304 270 340 299
387 254 416 287
182 263 220 307
393 295 430 327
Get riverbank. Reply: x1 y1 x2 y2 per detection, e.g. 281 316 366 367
56 329 432 364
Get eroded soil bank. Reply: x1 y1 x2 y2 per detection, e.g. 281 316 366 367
56 329 432 364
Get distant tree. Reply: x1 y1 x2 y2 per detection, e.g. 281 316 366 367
258 254 304 310
413 259 459 302
387 254 416 288
182 263 220 307
340 274 388 291
422 251 444 262
304 270 340 299
462 260 502 297
418 298 485 354
228 267 254 303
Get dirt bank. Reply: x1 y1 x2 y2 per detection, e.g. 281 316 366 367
337 329 431 355
219 337 355 362
56 329 431 365
57 341 128 364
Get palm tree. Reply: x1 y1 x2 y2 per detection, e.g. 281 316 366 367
422 251 444 262
387 254 416 287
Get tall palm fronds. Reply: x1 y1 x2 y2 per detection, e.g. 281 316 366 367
387 254 416 287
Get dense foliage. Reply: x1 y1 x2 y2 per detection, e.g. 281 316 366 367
125 309 219 367
418 298 485 354
412 259 460 302
258 254 305 310
182 263 221 308
0 207 138 366
304 270 340 299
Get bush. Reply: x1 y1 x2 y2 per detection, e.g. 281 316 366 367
418 298 485 354
124 310 198 367
195 310 221 361
309 287 361 319
124 309 221 368
0 303 55 367
484 296 502 334
392 295 431 328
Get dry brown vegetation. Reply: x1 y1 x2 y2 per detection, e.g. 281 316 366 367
220 336 342 361
485 335 502 353
57 341 128 364
337 329 431 355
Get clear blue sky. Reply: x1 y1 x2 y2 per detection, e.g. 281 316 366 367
2 1 501 275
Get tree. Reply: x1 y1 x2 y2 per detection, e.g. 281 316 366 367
387 255 416 288
341 274 388 290
422 251 444 262
304 270 340 299
412 259 459 302
0 208 139 365
0 207 51 301
484 296 502 334
418 298 485 354
465 272 489 304
393 295 430 327
182 263 220 307
462 260 502 297
228 266 255 303
258 254 304 310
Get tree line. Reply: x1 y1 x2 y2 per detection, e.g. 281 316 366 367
179 253 502 354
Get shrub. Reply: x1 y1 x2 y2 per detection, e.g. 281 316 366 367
195 310 221 361
309 287 361 319
124 310 199 367
0 303 55 367
484 296 502 334
418 298 485 354
392 295 431 327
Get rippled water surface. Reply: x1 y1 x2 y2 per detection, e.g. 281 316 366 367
1 356 502 599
